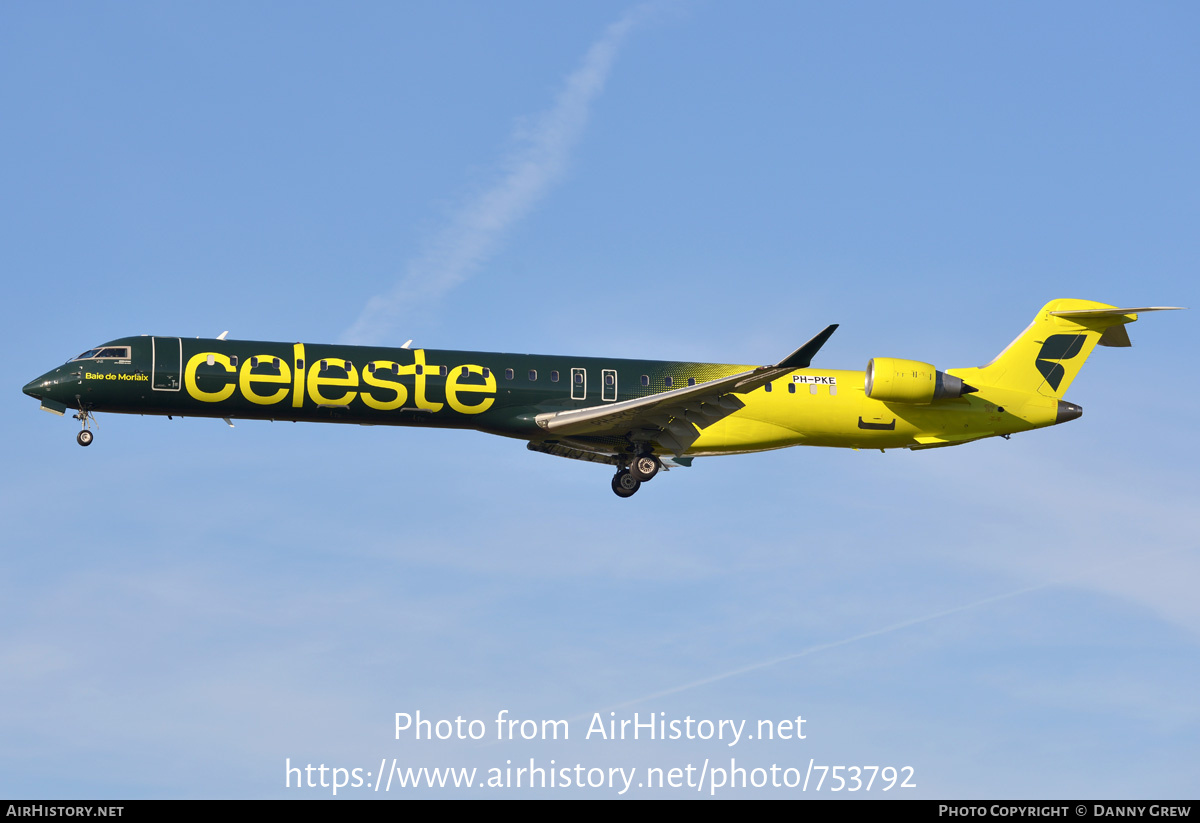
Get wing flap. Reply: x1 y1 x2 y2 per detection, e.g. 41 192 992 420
526 441 622 466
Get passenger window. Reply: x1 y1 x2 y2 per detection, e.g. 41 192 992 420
641 375 649 387
788 383 795 394
765 383 772 393
367 363 376 374
664 377 674 388
482 368 490 379
273 357 280 368
251 356 259 368
206 355 215 366
605 374 615 386
461 366 469 377
810 384 818 395
550 371 559 383
320 360 329 372
296 359 304 370
528 370 537 381
575 372 584 385
687 377 696 387
505 369 514 380
830 386 837 396
439 366 448 377
230 356 238 368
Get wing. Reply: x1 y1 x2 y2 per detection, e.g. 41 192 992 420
531 324 838 456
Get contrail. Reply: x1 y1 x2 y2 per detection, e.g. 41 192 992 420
342 5 653 346
594 582 1053 715
590 545 1183 716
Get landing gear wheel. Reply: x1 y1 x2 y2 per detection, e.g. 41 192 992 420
611 469 641 498
630 454 660 482
73 408 96 446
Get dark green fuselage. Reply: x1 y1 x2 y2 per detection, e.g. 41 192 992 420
22 335 748 442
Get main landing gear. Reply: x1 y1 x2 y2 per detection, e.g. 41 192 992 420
630 454 660 482
73 408 95 447
612 470 639 498
611 454 662 498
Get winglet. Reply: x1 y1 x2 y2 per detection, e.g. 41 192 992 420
775 324 838 369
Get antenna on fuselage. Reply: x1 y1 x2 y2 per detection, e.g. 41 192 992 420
401 340 413 349
217 331 229 340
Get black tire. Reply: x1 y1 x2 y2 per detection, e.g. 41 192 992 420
630 454 660 482
77 430 93 447
611 470 640 498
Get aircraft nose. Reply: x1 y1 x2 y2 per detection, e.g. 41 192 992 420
23 368 70 401
22 375 45 399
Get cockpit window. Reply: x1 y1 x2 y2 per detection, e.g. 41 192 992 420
73 346 130 361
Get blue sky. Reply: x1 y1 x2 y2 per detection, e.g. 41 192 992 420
2 1 1197 798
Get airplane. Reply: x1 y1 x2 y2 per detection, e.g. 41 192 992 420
21 299 1182 498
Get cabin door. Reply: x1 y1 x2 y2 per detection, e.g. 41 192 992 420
570 368 586 401
151 337 182 391
601 369 617 402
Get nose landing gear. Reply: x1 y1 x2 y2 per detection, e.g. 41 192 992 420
73 408 96 447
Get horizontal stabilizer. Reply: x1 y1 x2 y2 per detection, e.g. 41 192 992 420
1052 306 1185 349
1049 306 1184 320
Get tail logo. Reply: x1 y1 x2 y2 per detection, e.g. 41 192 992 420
1035 334 1085 391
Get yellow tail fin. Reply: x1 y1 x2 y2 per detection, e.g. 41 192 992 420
955 300 1179 398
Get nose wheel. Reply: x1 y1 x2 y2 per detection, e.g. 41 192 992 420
72 407 96 447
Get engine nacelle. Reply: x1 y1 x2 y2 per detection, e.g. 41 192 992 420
864 358 974 404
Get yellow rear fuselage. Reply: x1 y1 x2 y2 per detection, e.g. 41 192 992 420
690 369 1058 454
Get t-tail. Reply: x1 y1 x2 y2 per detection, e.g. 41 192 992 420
952 299 1184 401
